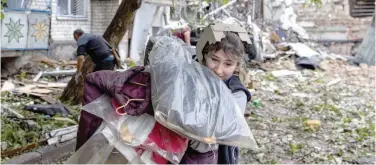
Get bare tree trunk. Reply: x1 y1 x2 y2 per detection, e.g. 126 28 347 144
60 0 141 105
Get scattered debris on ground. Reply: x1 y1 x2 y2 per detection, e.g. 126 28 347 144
0 61 81 162
240 57 375 164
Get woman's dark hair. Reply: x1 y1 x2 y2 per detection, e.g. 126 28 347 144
201 32 245 65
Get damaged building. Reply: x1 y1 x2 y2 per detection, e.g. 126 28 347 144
1 0 374 77
262 0 374 55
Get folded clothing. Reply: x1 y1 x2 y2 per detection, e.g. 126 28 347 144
112 98 188 164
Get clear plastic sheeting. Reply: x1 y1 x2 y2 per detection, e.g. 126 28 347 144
65 125 116 164
66 123 150 164
66 94 188 164
148 36 259 149
83 95 155 147
156 28 173 37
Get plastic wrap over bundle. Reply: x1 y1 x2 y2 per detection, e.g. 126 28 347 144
148 36 258 149
65 95 188 164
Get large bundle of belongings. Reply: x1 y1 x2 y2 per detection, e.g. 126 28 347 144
65 36 258 164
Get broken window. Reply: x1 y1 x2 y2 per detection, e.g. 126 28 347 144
57 0 87 18
349 0 375 17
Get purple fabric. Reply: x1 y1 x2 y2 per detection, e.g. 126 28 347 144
173 31 185 41
180 146 218 164
75 66 152 151
84 66 152 115
119 72 153 115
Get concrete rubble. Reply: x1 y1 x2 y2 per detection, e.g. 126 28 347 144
240 57 375 164
0 57 82 162
47 125 78 145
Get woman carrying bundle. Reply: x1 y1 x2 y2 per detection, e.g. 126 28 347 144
179 29 252 164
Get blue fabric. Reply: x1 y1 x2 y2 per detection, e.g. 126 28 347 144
223 75 251 102
179 147 218 164
218 145 239 164
276 26 287 40
103 55 114 61
224 75 233 84
218 75 250 164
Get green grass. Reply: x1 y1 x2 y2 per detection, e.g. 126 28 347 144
289 143 302 154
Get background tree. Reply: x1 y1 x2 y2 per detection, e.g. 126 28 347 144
1 0 8 20
59 0 141 105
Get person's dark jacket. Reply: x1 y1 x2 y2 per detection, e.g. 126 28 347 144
76 33 113 64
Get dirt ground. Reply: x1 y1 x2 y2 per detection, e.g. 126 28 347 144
240 58 375 164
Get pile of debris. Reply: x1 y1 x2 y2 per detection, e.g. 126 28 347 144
0 57 81 161
0 53 130 162
201 0 255 23
225 0 255 22
1 54 77 79
240 57 375 164
196 0 354 69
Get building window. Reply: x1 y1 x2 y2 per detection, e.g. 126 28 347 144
57 0 87 18
349 0 375 17
5 0 31 9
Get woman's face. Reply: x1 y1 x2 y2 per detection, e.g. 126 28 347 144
205 49 238 81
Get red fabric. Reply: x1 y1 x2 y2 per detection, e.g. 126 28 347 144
173 31 186 42
76 66 188 164
134 148 167 164
148 122 186 152
111 99 188 164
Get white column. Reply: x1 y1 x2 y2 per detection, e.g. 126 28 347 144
129 2 158 62
118 0 128 62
